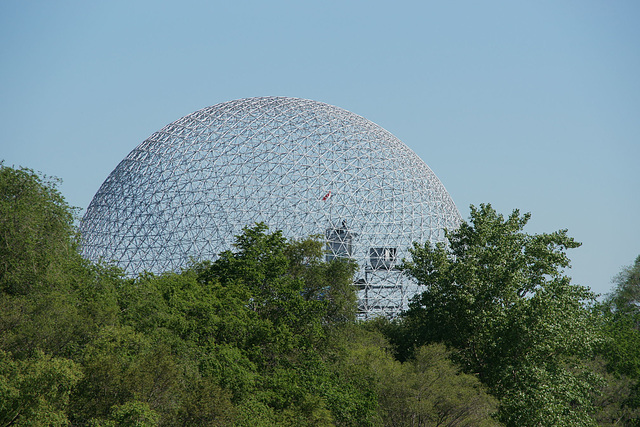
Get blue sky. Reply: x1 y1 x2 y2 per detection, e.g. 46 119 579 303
2 0 638 297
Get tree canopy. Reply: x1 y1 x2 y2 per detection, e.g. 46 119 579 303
595 255 640 425
0 164 497 425
3 164 639 426
606 255 640 317
399 204 602 426
0 164 80 295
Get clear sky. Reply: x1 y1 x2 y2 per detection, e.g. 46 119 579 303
2 0 638 297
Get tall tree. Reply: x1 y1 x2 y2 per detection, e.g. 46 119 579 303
0 164 79 295
596 255 640 426
195 223 363 423
0 349 82 426
606 255 640 316
0 164 120 359
0 165 123 423
401 204 601 426
599 255 640 381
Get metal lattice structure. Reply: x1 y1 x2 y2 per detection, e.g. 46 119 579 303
80 96 461 317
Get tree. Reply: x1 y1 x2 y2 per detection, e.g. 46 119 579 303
388 344 499 427
197 223 357 354
588 357 640 427
401 204 601 426
285 237 358 323
606 255 640 317
95 224 364 425
0 349 82 426
330 323 499 427
0 164 79 295
596 255 640 426
0 164 121 360
195 224 364 423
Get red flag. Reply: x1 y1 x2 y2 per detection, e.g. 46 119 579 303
322 191 332 201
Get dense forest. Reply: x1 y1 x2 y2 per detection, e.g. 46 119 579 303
1 163 639 426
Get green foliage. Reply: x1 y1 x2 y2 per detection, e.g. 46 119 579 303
92 401 161 427
586 357 640 427
0 274 117 359
596 255 640 426
387 344 499 427
285 237 359 323
0 349 83 426
401 204 601 426
193 224 367 424
7 164 639 425
70 222 366 425
0 164 121 361
600 310 640 380
599 255 640 379
171 379 236 426
0 164 78 295
329 323 499 426
197 224 357 359
0 165 125 424
606 255 640 316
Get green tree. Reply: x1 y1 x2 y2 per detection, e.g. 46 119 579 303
596 255 640 426
197 223 357 362
70 269 240 425
588 357 640 427
194 224 375 425
330 323 499 427
80 224 363 425
0 164 79 295
401 204 601 426
0 164 121 361
108 401 160 427
605 255 640 317
0 349 82 426
384 344 499 427
285 237 358 323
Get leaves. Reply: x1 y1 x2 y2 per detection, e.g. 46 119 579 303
6 164 638 425
0 349 83 426
596 255 640 425
401 203 600 425
331 324 499 426
0 165 79 295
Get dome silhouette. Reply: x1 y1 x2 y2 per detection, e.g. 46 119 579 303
80 96 461 317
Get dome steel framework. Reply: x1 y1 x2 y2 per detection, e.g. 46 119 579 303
81 97 461 317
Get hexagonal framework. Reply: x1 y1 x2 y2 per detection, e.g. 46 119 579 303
80 97 461 317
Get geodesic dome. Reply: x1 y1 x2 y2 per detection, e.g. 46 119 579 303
80 96 460 317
